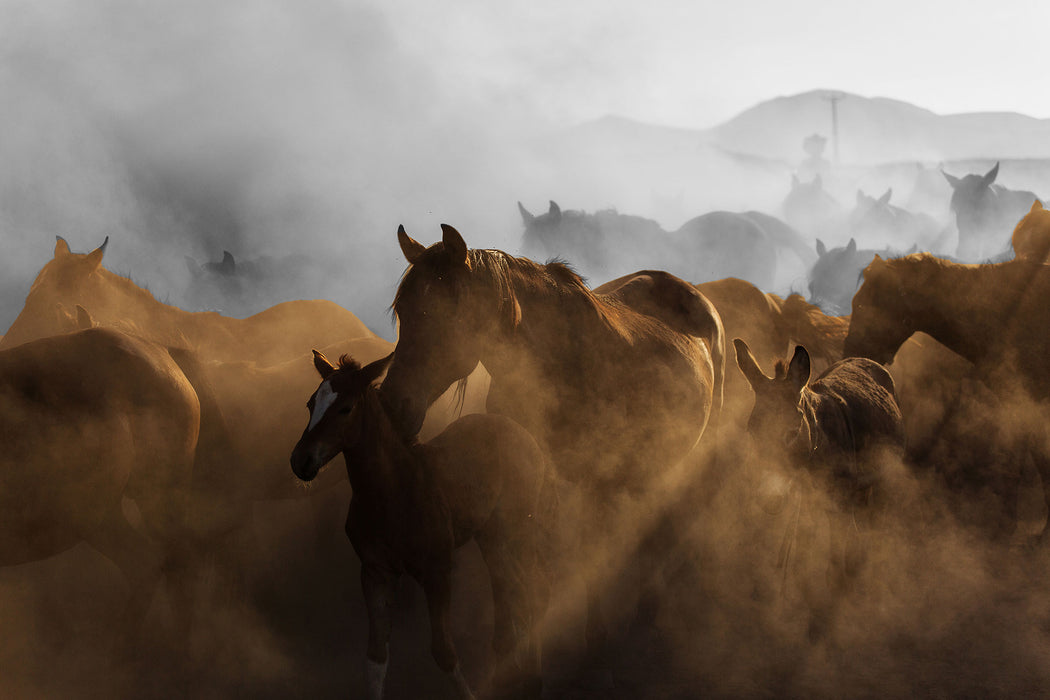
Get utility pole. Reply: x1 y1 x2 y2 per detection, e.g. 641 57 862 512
823 92 846 163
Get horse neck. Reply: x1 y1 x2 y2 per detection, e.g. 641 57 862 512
900 261 1011 365
482 272 608 380
344 389 422 501
91 270 198 340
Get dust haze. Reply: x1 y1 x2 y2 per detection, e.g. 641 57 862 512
4 1 1050 699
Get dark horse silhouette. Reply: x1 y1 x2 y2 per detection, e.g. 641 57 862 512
518 200 814 290
382 223 724 651
291 352 552 699
0 327 201 649
734 339 904 637
943 162 1041 261
844 253 1050 537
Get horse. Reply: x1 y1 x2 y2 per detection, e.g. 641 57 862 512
1011 199 1050 263
517 200 813 291
848 188 944 251
734 339 904 637
905 162 953 222
843 253 1050 537
290 352 552 700
781 173 844 245
382 223 724 651
943 162 1041 261
694 278 845 423
807 238 917 316
1 236 374 365
0 327 201 648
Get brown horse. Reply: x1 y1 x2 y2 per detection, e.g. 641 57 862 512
0 327 200 646
693 278 848 423
844 253 1050 537
734 339 904 636
1 236 373 365
290 352 551 700
1012 199 1050 262
382 223 723 648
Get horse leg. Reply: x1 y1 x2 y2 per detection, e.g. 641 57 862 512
83 500 164 657
361 565 396 700
1027 443 1050 544
422 564 476 700
477 529 542 698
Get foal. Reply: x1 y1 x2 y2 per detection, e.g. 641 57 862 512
735 339 904 635
290 352 551 699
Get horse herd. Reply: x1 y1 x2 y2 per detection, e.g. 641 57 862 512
4 162 1050 698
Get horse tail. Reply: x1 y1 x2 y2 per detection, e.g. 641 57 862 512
165 346 239 492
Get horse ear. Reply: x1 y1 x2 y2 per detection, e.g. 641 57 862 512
397 225 426 265
983 162 999 186
942 171 961 189
440 223 469 267
518 201 535 225
733 338 768 390
815 239 827 257
55 236 71 258
878 188 892 205
312 349 337 379
75 305 94 330
813 174 822 189
548 200 562 222
1032 199 1044 213
791 174 800 187
786 345 811 391
361 353 394 385
856 189 865 204
845 238 857 255
84 236 108 272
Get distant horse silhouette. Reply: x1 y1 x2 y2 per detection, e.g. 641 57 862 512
1 236 372 365
905 162 952 221
848 188 943 251
844 253 1050 537
291 352 551 700
782 174 844 244
1011 200 1050 262
734 339 904 636
518 200 813 290
943 162 1040 261
0 327 200 647
383 223 724 649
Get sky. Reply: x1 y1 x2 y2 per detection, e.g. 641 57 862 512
1 0 1049 335
380 0 1050 127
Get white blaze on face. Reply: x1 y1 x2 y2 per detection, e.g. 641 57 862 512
308 380 338 431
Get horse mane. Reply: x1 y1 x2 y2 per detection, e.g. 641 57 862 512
394 245 619 334
338 354 362 371
778 293 848 362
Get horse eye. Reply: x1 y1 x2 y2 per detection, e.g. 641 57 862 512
338 405 352 415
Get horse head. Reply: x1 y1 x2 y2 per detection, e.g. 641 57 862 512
290 351 393 482
384 224 520 436
735 338 812 456
1 236 109 349
843 255 916 364
807 237 861 316
943 162 1000 249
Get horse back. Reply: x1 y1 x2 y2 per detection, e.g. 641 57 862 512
805 357 904 455
0 328 200 561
